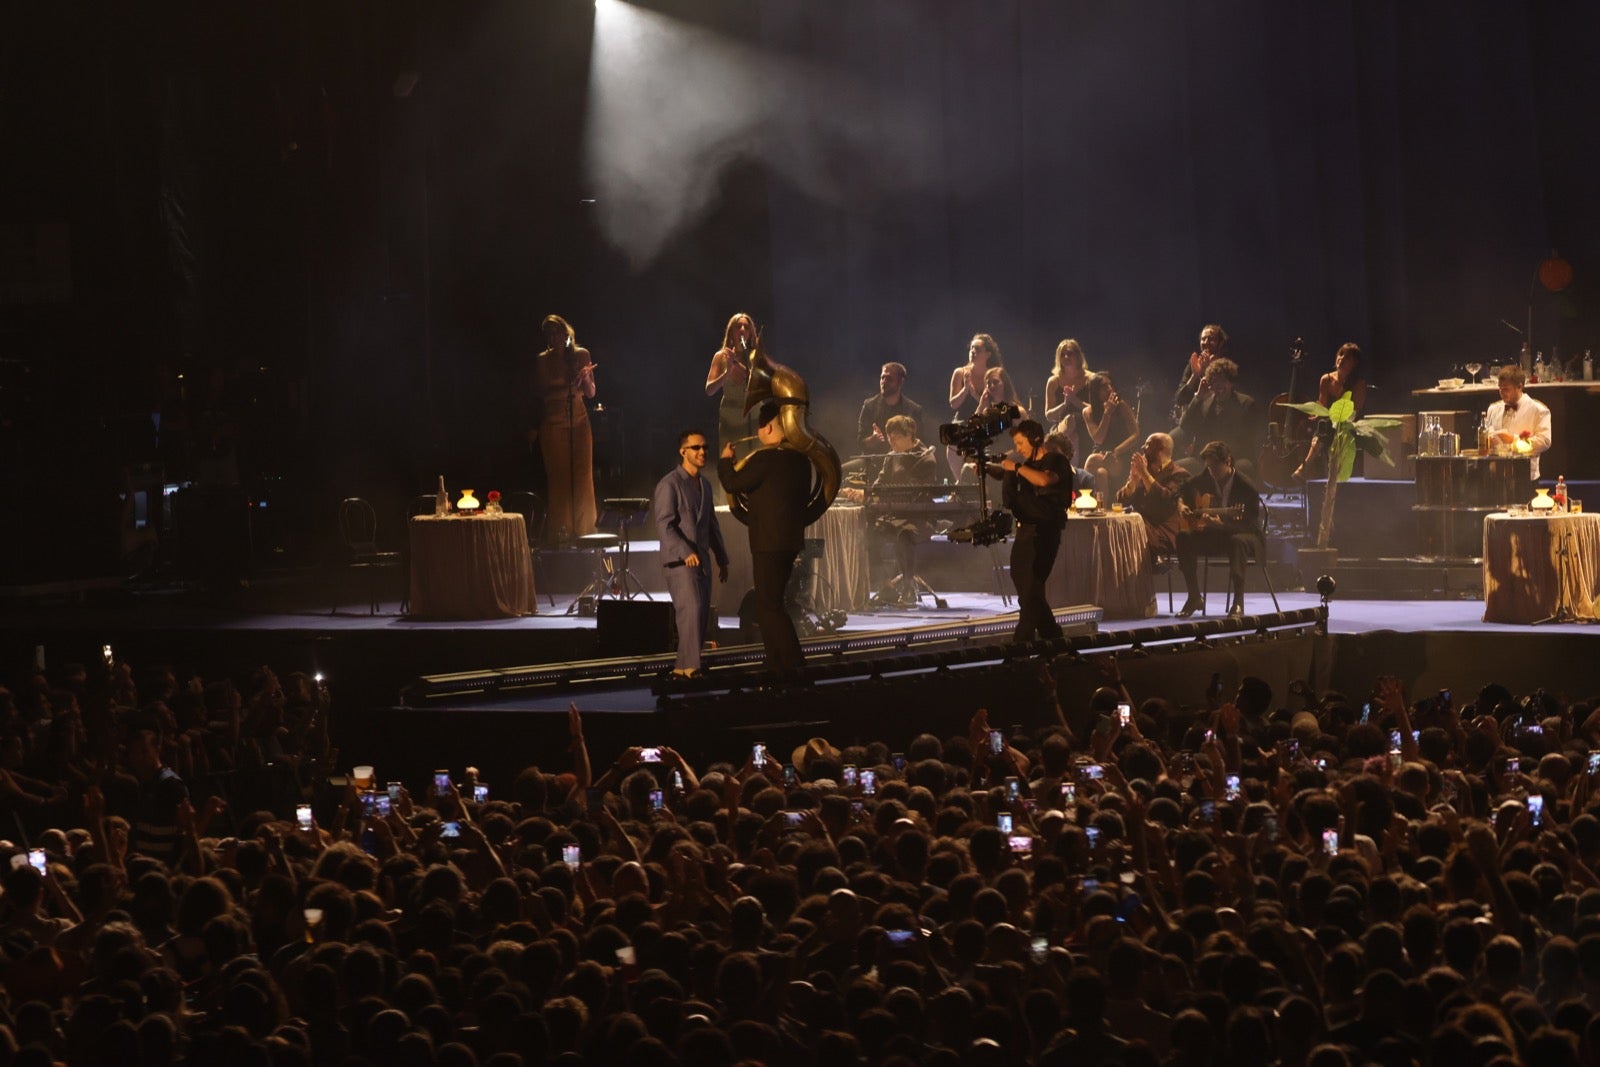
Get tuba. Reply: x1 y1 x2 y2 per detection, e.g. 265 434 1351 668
727 336 842 527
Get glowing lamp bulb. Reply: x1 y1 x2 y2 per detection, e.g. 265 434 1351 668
457 489 481 511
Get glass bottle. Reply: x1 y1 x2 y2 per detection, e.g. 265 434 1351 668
1477 412 1491 455
1555 476 1568 511
435 475 449 517
1585 349 1594 381
1418 414 1441 457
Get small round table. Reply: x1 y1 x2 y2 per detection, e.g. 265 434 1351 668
1481 511 1600 624
1047 511 1156 619
408 513 536 619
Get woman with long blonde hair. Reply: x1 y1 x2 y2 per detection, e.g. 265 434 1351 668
1045 338 1092 429
706 312 758 444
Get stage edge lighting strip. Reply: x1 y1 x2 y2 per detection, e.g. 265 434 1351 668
406 605 1325 704
408 605 1104 701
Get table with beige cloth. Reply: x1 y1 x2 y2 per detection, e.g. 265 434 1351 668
1482 511 1600 623
1046 511 1156 619
714 504 868 618
408 513 536 619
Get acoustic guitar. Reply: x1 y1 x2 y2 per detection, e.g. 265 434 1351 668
1181 492 1245 531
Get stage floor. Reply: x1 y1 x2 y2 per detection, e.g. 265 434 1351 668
16 588 1587 637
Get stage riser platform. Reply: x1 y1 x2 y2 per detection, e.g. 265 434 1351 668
1303 478 1600 559
371 629 1600 790
6 597 1599 798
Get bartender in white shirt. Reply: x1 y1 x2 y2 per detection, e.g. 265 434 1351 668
1485 365 1552 479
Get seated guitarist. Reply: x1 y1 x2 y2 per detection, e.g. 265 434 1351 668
1175 440 1262 620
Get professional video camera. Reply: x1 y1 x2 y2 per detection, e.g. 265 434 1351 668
938 404 1021 456
938 403 1022 547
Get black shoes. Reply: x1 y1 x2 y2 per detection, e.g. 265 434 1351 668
1177 595 1205 618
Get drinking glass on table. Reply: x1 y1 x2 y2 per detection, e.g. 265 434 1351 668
1464 361 1483 385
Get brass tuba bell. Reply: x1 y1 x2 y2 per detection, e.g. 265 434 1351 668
728 335 842 527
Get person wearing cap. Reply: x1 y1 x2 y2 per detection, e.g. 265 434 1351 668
719 399 812 673
654 428 729 679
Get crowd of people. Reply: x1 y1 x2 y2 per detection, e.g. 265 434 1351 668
0 647 1596 1066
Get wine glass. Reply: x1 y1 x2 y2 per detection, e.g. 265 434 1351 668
1465 361 1483 385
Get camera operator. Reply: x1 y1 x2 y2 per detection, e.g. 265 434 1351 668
988 419 1071 642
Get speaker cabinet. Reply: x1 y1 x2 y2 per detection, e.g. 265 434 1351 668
596 599 676 657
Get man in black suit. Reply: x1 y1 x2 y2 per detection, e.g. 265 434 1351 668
719 400 813 672
1175 439 1263 620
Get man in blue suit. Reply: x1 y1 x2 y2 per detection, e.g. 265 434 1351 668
653 429 728 677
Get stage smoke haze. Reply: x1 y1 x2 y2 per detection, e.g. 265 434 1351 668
584 0 941 271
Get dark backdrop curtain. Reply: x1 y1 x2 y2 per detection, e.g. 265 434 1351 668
748 0 1569 450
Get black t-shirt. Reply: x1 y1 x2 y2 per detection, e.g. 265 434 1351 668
1005 450 1071 527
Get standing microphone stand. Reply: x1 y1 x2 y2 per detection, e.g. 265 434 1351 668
1532 527 1593 625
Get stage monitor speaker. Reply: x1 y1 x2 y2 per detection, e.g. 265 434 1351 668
597 599 676 657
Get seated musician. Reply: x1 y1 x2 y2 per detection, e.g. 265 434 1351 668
1175 358 1262 479
1175 440 1262 621
857 362 925 454
1060 372 1140 499
1292 343 1366 480
841 415 937 606
1172 323 1228 419
1115 432 1189 562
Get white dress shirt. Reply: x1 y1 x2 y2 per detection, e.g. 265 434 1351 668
1486 392 1552 479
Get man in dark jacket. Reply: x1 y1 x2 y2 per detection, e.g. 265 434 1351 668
719 400 813 671
1175 439 1263 620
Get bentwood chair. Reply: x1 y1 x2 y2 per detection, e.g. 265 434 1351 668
334 497 403 614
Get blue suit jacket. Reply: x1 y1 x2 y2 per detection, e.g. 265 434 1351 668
653 466 728 571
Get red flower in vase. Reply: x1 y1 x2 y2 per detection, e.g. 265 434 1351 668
488 490 501 502
1519 430 1532 440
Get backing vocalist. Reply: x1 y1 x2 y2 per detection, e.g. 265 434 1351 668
988 418 1071 643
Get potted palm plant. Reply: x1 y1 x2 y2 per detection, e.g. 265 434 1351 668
1287 392 1399 576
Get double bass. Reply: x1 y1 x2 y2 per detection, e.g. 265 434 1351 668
1258 338 1311 488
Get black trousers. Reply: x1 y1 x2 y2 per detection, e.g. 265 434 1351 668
1010 523 1064 642
751 549 803 671
1176 527 1256 603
